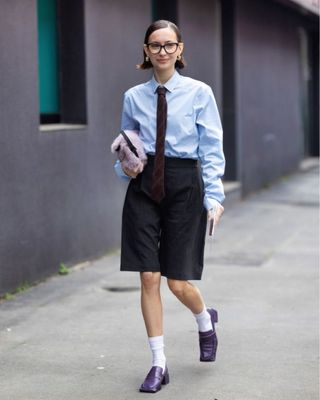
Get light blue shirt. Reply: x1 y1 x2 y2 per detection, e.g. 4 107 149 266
115 70 225 210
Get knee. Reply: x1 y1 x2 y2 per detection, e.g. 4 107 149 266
140 272 161 291
167 279 188 298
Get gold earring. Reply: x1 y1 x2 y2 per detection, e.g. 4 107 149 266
177 55 181 61
145 56 149 62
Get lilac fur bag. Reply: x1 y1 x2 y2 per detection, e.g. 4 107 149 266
111 130 147 174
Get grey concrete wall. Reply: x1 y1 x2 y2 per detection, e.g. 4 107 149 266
0 0 151 295
235 0 304 194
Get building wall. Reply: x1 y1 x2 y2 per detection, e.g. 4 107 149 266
0 0 150 295
178 0 222 110
235 0 305 194
0 0 317 294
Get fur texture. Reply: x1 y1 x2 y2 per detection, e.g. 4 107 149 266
111 130 147 174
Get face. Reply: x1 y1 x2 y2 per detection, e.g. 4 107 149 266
144 27 184 73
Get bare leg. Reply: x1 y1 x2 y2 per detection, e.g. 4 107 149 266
140 272 162 337
167 279 205 314
139 272 167 392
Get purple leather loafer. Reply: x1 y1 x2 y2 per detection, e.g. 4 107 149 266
139 366 169 393
199 308 218 362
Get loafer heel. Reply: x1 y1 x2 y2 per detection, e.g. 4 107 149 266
162 369 170 385
211 309 218 323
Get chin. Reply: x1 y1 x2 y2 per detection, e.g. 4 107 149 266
155 62 172 69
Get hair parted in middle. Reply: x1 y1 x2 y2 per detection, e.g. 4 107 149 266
137 20 186 70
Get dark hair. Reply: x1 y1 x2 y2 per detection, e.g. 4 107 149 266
137 20 186 70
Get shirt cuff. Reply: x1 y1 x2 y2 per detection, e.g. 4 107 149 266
204 197 222 212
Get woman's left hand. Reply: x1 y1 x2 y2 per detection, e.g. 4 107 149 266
122 165 140 179
207 202 224 226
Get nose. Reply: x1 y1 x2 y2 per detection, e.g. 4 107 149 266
159 47 166 55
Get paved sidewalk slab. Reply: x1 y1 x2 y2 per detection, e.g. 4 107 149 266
0 167 319 400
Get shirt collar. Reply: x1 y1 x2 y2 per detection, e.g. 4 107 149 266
150 70 181 93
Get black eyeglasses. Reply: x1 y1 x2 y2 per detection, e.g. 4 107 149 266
146 42 179 54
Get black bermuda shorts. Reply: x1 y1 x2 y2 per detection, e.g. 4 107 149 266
120 156 207 280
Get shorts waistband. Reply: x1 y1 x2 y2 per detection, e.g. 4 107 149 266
147 155 198 168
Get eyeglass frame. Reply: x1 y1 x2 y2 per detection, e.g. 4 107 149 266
144 42 181 55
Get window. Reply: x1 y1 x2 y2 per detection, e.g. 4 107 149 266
37 0 87 125
38 0 60 123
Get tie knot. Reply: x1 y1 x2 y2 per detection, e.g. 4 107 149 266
156 86 166 96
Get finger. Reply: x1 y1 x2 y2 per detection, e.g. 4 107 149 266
123 167 130 177
123 167 135 178
216 207 224 220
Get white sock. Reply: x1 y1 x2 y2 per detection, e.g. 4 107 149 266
193 307 213 332
148 335 166 371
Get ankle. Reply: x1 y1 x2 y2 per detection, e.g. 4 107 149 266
148 335 166 371
193 307 213 332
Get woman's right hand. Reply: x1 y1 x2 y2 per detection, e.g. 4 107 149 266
208 203 224 226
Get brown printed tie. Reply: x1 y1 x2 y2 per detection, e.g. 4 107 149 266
151 86 167 203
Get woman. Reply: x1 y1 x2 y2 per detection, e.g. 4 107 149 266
114 20 225 393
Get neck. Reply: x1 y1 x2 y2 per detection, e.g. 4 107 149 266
154 68 175 85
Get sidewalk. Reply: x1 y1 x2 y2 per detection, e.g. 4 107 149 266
0 165 319 400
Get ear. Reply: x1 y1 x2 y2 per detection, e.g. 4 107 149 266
143 44 150 58
178 42 184 56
